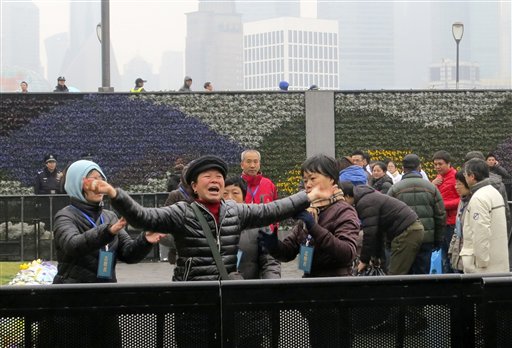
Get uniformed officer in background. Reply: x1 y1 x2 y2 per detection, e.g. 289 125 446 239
34 154 63 194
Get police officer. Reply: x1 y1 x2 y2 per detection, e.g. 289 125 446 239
130 78 146 93
34 154 63 194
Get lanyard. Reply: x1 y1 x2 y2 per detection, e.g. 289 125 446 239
72 206 107 250
178 186 190 200
247 185 260 203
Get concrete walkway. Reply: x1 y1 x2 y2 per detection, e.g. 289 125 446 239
116 257 302 283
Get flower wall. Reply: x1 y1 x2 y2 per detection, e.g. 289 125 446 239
335 91 512 179
0 93 306 195
0 91 510 196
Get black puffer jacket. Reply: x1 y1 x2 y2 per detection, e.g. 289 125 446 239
353 185 418 263
370 174 393 194
53 198 153 283
112 188 309 281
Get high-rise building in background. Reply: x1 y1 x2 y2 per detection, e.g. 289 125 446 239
60 1 120 91
430 1 511 88
317 1 395 90
45 33 69 87
160 51 184 91
185 0 243 91
393 2 432 89
0 0 45 91
235 0 300 22
243 17 339 91
429 59 480 89
123 56 156 92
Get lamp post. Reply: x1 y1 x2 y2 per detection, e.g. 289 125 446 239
98 0 114 92
452 22 464 89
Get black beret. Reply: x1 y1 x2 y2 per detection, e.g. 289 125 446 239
185 155 228 185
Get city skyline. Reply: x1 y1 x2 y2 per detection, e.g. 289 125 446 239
1 0 510 92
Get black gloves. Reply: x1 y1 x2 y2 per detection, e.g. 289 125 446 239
294 210 315 230
258 228 278 252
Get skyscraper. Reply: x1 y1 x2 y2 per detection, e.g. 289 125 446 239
236 0 300 22
430 1 511 88
317 1 395 89
160 51 184 91
185 0 243 90
244 17 339 91
1 0 42 75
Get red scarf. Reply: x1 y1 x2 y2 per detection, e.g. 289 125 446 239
196 199 221 224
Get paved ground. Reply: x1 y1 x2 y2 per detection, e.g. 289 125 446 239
116 257 302 283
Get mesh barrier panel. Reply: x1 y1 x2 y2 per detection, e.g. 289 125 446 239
119 313 158 348
495 308 512 348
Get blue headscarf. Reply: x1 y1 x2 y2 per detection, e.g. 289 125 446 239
339 165 368 186
64 160 107 202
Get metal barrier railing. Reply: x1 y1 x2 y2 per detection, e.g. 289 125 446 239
2 274 512 347
0 193 169 261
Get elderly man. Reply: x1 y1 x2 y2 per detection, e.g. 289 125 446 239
459 158 509 273
240 149 278 204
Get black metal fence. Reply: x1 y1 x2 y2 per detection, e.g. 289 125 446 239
0 193 169 261
2 274 512 347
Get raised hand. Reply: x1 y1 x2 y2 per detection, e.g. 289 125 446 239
109 217 127 235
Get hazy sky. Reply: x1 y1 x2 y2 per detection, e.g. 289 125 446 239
34 0 317 74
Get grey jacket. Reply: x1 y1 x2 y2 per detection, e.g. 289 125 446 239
111 189 309 281
238 227 281 279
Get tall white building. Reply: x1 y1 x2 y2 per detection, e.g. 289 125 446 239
243 17 339 91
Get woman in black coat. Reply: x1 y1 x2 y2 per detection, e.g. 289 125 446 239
53 160 164 284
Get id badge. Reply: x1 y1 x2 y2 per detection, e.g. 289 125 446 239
97 250 114 279
298 245 314 274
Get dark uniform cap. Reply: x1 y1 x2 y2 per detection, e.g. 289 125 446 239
44 154 57 163
402 154 421 170
135 78 146 85
57 76 66 81
185 155 228 185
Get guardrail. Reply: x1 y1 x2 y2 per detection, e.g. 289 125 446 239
2 274 512 347
0 193 169 261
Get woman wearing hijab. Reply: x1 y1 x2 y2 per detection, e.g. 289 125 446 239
52 160 164 284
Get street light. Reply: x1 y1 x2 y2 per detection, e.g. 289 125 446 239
452 22 464 89
96 23 101 43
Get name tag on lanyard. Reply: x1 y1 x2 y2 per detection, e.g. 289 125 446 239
97 249 114 279
299 235 314 274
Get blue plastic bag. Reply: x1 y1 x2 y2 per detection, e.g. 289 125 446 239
430 250 443 274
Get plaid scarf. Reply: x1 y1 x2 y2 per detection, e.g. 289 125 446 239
307 189 345 222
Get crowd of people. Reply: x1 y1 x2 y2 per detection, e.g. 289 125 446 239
18 76 319 93
35 148 511 285
28 148 510 345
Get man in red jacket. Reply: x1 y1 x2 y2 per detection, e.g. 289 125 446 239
432 150 460 273
240 150 278 204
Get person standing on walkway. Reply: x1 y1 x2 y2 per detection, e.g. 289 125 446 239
460 158 509 273
432 150 460 273
179 76 193 92
130 78 146 93
388 154 446 274
53 76 69 92
34 154 63 194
